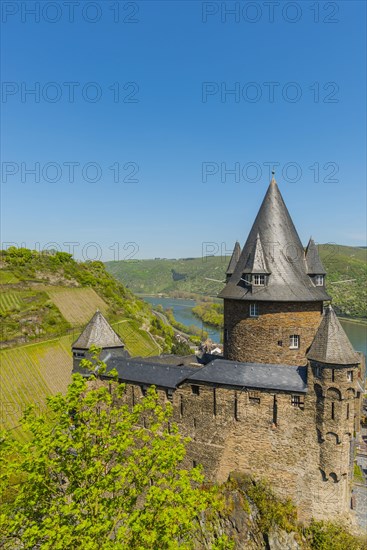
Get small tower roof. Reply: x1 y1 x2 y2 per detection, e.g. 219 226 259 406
305 238 326 275
72 310 124 350
226 241 241 276
219 177 331 302
242 233 269 274
307 305 360 365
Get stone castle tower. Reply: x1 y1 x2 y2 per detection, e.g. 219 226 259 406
73 177 364 523
219 176 330 366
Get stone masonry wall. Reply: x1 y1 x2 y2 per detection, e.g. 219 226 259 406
116 374 356 523
224 300 323 365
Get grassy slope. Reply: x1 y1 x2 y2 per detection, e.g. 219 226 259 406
106 245 367 318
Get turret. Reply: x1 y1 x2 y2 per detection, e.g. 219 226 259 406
225 241 241 282
72 310 128 371
308 306 361 491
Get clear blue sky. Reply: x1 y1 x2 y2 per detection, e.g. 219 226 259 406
1 0 366 260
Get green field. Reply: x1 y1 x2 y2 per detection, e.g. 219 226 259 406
106 245 367 318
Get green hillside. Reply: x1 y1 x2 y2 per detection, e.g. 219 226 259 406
0 247 173 348
105 244 367 319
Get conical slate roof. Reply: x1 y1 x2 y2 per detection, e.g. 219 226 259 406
226 241 241 277
219 178 331 302
242 233 269 274
305 238 326 275
307 305 359 365
72 310 125 350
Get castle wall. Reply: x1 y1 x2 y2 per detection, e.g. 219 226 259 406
224 300 323 365
115 372 361 523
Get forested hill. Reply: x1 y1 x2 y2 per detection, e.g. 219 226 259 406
106 244 367 319
0 247 172 349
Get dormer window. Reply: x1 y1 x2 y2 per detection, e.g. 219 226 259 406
242 274 251 284
253 274 265 285
315 275 324 286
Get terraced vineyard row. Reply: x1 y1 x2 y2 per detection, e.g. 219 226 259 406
0 335 73 440
0 291 22 313
45 287 109 326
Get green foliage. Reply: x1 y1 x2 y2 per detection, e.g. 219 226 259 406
305 519 366 550
238 475 298 534
171 338 192 356
192 302 224 328
0 368 226 548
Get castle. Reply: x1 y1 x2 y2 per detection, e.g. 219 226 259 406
72 177 365 522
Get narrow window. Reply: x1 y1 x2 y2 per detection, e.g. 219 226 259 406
180 395 184 417
315 275 324 286
253 274 265 285
291 395 304 408
331 369 335 382
193 460 197 468
346 403 350 420
249 397 260 405
234 392 238 421
331 402 335 420
224 328 229 343
191 385 200 395
277 340 283 347
314 366 321 378
347 370 353 382
213 388 217 416
141 385 147 397
273 395 278 426
249 303 258 317
166 389 173 401
289 335 300 349
167 422 171 434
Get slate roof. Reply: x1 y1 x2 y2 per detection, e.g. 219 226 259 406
307 305 360 365
305 238 326 275
187 360 308 393
72 310 125 350
226 241 241 276
73 351 307 393
96 357 197 389
242 233 269 274
219 177 331 302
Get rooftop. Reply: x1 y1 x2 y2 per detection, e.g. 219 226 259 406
219 177 330 302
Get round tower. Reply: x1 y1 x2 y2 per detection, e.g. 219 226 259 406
308 305 361 515
219 177 330 365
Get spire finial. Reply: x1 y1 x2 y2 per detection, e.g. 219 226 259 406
270 168 276 184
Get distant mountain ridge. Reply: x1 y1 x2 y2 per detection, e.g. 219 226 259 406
106 244 367 319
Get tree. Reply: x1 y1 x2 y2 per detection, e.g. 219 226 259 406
0 349 227 549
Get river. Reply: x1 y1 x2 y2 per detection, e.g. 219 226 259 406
142 296 367 358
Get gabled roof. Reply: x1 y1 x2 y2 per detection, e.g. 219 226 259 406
305 238 326 275
219 177 331 302
226 241 241 276
242 233 269 274
72 310 124 350
307 305 360 365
